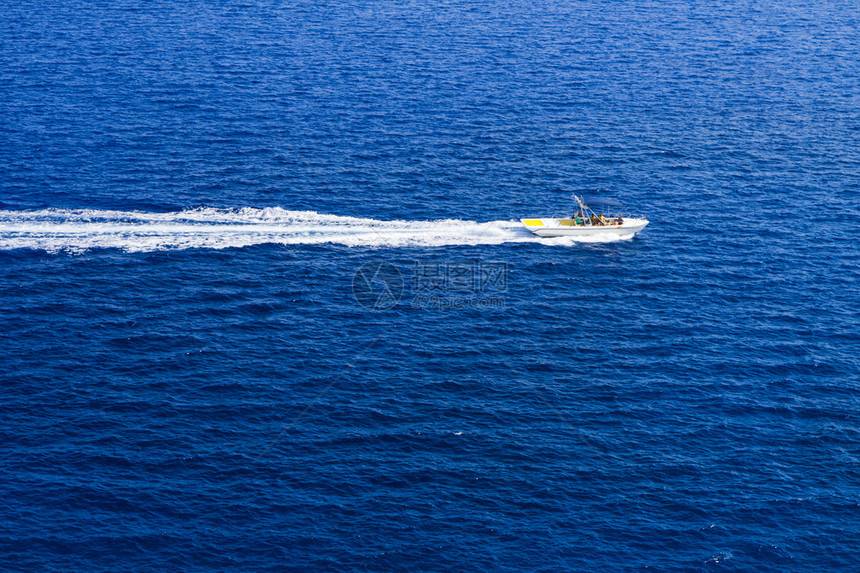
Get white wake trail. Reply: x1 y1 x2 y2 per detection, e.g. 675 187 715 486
0 207 631 253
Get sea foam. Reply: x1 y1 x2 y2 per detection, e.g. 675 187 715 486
0 208 632 253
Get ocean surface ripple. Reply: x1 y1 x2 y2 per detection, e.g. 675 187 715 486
1 0 858 571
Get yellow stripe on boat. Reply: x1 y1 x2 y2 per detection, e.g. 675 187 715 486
523 219 544 226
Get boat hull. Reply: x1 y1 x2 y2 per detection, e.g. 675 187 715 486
521 217 648 238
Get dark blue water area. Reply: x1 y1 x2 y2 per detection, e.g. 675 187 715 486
2 0 860 571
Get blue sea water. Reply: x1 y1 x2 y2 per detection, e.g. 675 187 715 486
1 0 859 570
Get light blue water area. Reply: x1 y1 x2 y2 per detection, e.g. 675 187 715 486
1 1 858 570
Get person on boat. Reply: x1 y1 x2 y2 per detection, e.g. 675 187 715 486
598 214 606 225
617 215 624 226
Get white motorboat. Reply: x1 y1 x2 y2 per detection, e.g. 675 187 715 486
522 194 648 238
